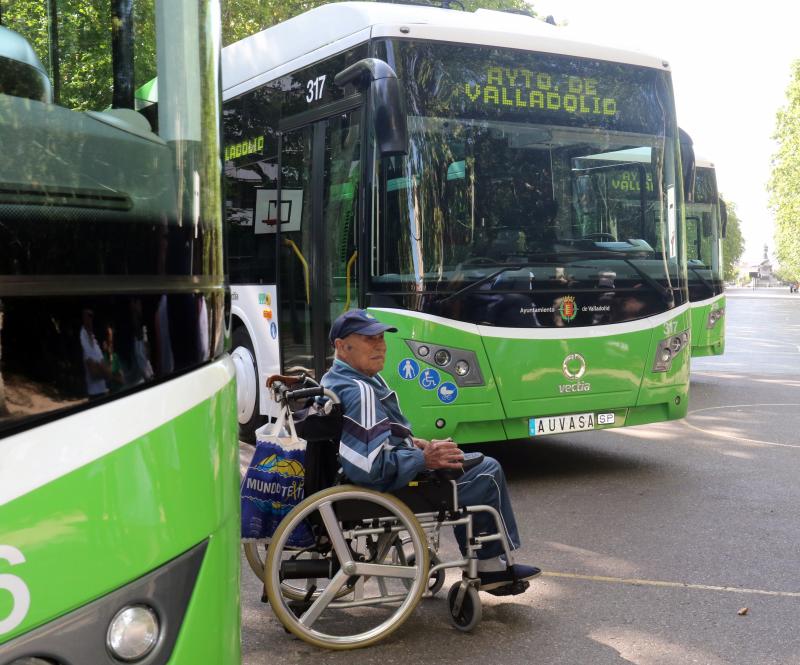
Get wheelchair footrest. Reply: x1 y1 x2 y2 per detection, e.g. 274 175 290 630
484 579 530 597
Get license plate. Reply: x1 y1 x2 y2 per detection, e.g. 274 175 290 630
529 412 597 436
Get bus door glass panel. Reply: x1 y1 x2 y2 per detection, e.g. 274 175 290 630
322 110 361 369
685 212 701 262
278 126 314 374
224 91 280 286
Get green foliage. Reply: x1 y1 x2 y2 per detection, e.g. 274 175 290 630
4 0 538 106
3 0 156 111
220 0 536 45
719 195 744 282
769 59 800 281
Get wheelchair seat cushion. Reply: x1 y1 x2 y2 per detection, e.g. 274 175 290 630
391 475 455 515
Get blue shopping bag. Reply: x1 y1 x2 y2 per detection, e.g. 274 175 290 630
240 407 314 548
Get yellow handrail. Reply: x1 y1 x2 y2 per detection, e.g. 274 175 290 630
344 250 358 310
283 238 310 304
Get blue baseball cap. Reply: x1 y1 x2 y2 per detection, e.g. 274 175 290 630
329 309 397 344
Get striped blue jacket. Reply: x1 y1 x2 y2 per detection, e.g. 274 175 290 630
321 359 426 492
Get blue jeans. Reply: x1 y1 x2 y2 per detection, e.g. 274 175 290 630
452 456 521 560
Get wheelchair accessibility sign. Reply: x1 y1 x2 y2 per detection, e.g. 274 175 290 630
418 368 440 390
437 382 458 404
398 358 420 380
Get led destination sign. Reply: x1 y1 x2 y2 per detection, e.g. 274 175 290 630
225 135 264 162
391 40 672 135
463 67 618 118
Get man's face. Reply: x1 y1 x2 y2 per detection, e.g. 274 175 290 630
336 332 387 376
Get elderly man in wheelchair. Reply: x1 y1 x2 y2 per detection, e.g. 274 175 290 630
246 309 539 650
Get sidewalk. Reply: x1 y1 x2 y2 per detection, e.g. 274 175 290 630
724 287 800 300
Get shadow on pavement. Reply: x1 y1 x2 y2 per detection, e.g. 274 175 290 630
466 435 649 483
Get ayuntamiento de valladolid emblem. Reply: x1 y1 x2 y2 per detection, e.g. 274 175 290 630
559 295 578 322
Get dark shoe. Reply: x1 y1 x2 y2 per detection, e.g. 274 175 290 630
478 563 541 592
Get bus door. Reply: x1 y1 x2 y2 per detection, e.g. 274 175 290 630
277 109 362 378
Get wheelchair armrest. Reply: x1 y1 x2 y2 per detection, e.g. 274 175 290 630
433 451 484 481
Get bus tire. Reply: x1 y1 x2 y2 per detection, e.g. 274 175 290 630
231 326 265 444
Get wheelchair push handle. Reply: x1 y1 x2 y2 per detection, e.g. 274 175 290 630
268 374 340 406
285 386 325 401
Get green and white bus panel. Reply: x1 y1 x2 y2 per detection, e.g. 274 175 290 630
0 2 240 662
223 1 693 444
686 158 726 357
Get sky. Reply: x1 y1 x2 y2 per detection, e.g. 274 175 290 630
529 0 800 265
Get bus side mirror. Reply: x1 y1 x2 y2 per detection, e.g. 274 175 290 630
679 127 695 203
719 199 728 238
335 58 408 157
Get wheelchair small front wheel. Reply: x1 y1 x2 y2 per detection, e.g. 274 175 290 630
395 545 445 596
447 582 482 632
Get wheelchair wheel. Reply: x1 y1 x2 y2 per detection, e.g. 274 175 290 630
447 582 482 632
243 541 267 580
245 541 353 602
265 485 429 650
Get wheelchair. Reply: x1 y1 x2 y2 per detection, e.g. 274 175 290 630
243 375 528 650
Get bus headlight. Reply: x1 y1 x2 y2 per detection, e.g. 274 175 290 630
405 340 484 387
653 328 690 372
107 605 160 661
433 349 451 366
706 307 725 329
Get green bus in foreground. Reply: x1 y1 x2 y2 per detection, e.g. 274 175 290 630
686 158 727 357
219 2 695 445
0 2 240 662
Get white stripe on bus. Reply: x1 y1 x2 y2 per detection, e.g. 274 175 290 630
689 293 725 308
369 304 690 340
0 357 236 507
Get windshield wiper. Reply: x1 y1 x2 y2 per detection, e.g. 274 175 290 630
436 265 522 304
561 250 674 304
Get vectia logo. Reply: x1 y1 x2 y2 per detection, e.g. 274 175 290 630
559 352 591 393
559 381 591 394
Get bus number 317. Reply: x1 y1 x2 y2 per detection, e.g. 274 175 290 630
0 545 30 635
306 75 327 103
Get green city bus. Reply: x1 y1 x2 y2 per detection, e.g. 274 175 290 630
0 2 240 662
686 158 726 357
219 1 694 444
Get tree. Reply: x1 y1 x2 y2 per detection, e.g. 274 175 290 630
768 59 800 282
719 196 744 282
3 0 157 111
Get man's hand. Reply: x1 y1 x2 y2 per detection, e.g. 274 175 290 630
422 438 464 470
412 437 428 450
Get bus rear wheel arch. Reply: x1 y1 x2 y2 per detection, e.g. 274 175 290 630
231 325 265 443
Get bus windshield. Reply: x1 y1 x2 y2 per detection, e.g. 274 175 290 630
686 165 724 299
371 40 686 324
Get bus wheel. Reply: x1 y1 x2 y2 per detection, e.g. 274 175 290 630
231 326 265 443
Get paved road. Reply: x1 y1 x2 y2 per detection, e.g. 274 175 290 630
241 290 800 664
